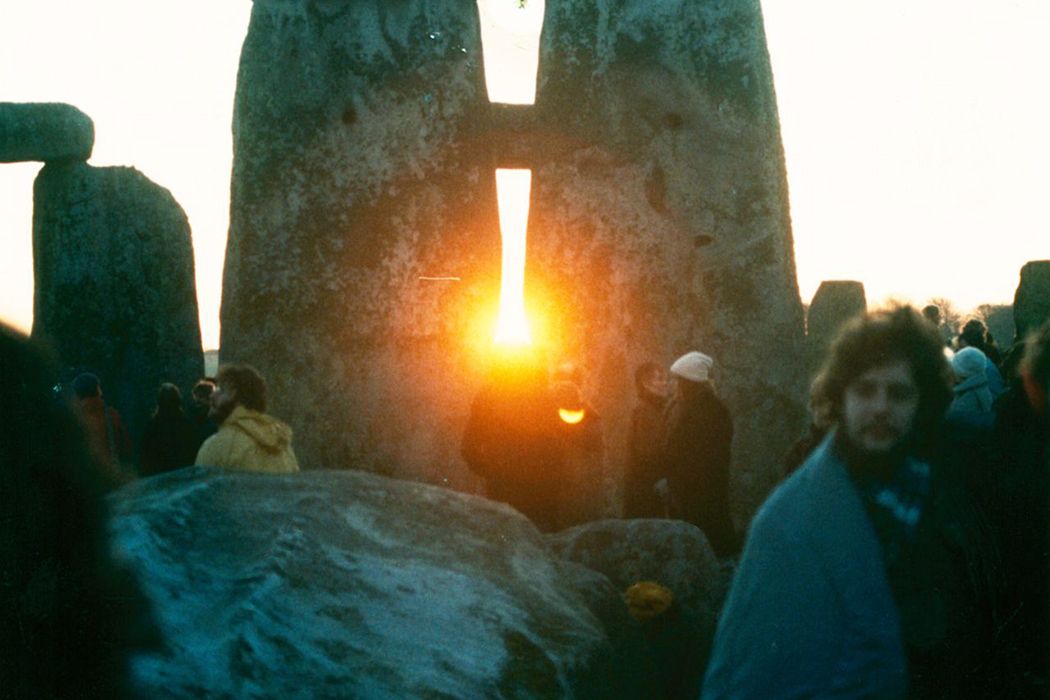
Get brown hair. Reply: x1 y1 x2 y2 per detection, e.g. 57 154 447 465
811 305 953 440
216 363 267 412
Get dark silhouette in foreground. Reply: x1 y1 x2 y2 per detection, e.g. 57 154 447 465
138 382 198 477
0 324 156 698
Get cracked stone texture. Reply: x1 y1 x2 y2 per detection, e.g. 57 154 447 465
0 102 94 163
222 0 805 526
111 467 652 698
32 161 204 443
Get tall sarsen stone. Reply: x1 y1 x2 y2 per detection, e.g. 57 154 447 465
222 0 500 484
222 0 806 523
525 0 806 521
32 161 204 444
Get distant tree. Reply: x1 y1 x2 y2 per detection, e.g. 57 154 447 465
926 297 963 337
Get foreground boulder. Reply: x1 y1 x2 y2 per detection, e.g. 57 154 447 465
548 520 730 698
110 468 651 698
32 161 204 443
0 102 94 162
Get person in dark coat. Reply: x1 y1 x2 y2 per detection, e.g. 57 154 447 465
625 361 669 518
188 378 217 454
70 372 134 488
139 383 199 476
462 354 566 532
662 351 738 557
987 320 1050 692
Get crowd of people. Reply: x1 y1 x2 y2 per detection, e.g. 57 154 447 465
57 362 301 492
3 299 1049 697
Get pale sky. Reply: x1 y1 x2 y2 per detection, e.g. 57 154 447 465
2 0 1047 349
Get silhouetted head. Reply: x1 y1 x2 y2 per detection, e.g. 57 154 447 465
634 361 668 400
812 306 952 458
155 382 183 416
72 372 102 399
922 304 942 325
191 379 215 408
211 364 267 423
959 319 988 350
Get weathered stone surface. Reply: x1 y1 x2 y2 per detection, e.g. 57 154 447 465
222 0 805 527
0 102 94 163
547 519 730 698
32 161 203 443
977 304 1014 351
1013 261 1050 340
806 280 866 374
528 0 807 523
111 468 651 698
222 0 499 488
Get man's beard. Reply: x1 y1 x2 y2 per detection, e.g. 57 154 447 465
837 428 915 481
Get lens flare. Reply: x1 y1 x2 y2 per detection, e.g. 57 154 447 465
494 169 533 345
558 408 586 425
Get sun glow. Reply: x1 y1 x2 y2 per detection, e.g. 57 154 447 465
558 408 585 425
493 169 533 345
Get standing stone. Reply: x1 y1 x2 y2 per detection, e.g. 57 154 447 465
0 102 94 163
806 280 866 374
1013 261 1050 340
32 161 204 445
223 0 806 526
525 0 806 523
222 0 499 483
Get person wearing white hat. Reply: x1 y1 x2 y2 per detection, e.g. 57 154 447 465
662 350 738 557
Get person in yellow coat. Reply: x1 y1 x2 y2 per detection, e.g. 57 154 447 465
195 363 300 473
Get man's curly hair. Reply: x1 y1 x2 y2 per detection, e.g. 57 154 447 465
811 305 953 442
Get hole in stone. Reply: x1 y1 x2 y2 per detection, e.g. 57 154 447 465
694 235 714 248
494 169 532 345
476 0 546 105
341 106 357 125
663 113 684 129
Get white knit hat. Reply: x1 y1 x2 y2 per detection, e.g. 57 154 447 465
951 346 987 381
669 351 714 383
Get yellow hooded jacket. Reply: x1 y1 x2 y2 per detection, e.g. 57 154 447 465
195 405 300 473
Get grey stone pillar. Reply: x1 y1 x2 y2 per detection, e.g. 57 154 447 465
33 161 204 446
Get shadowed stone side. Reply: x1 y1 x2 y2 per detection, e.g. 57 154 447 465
1013 260 1050 340
527 0 806 524
32 161 204 444
221 0 499 485
0 102 94 163
806 280 866 378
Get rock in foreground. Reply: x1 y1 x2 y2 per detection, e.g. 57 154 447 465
110 468 650 699
548 520 730 698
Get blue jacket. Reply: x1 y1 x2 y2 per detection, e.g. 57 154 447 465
702 431 907 699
